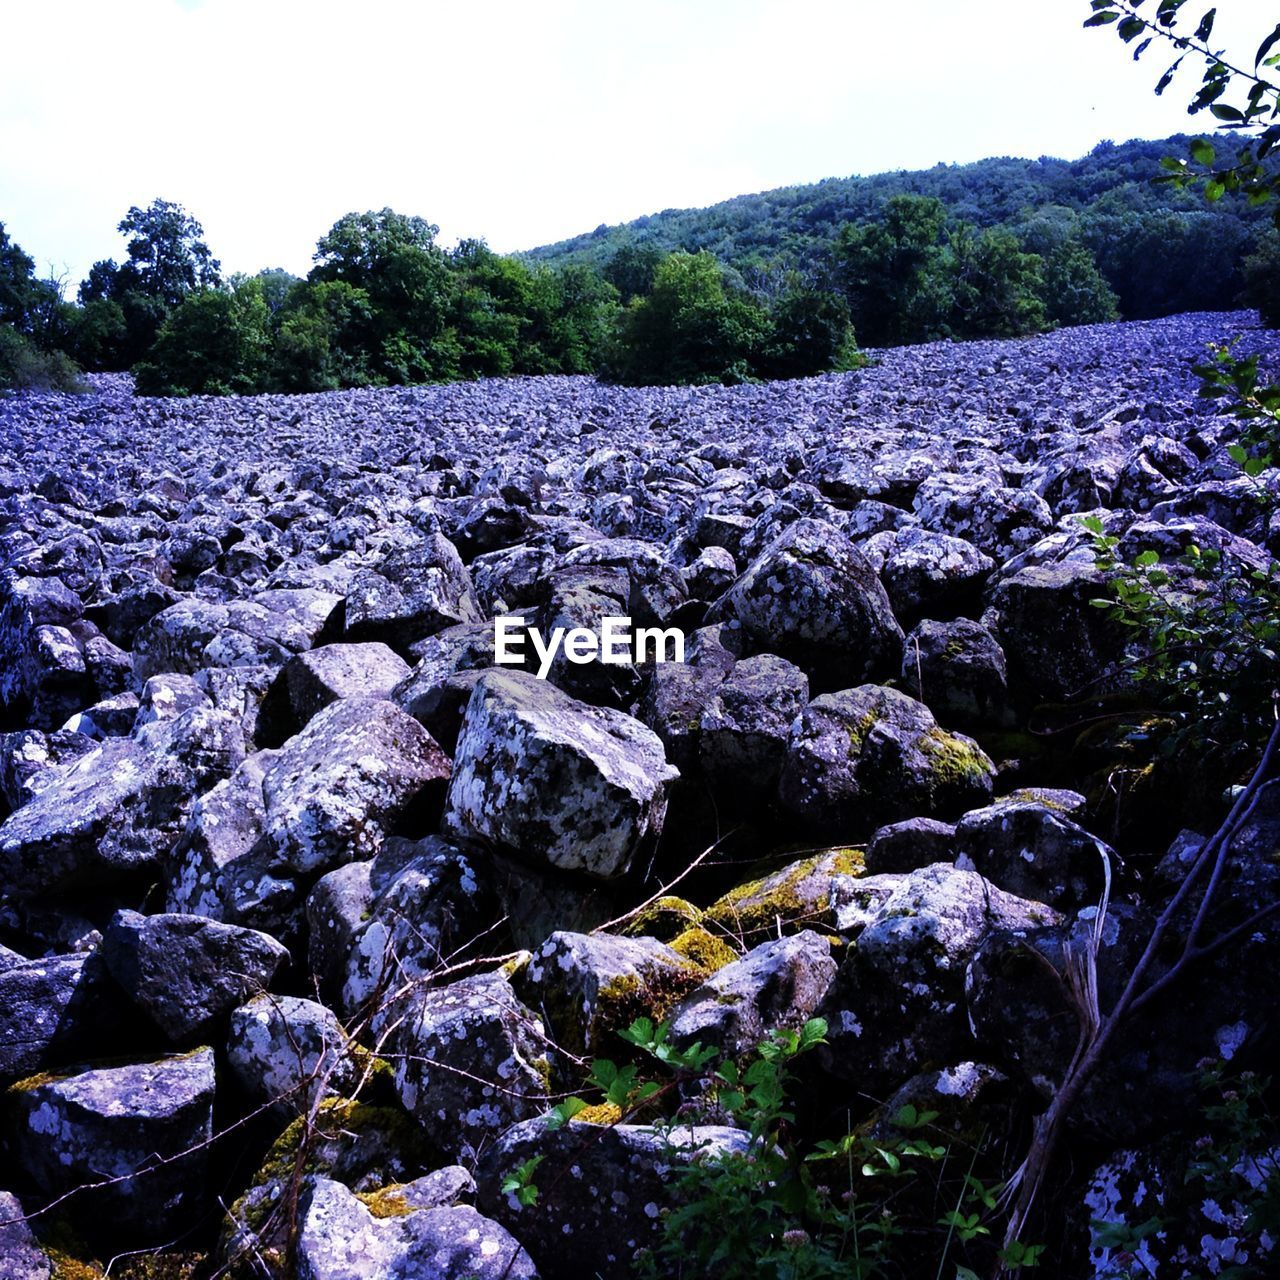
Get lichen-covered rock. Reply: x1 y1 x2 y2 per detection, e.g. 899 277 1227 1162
983 561 1121 706
390 971 551 1161
879 526 995 626
864 816 956 874
703 848 864 946
0 706 244 895
0 952 134 1083
0 573 91 731
336 838 493 1018
280 641 412 730
0 727 95 812
712 517 904 691
913 473 1053 561
820 863 1060 1092
515 930 700 1056
668 931 837 1056
102 909 289 1042
296 1175 537 1280
869 1061 1017 1143
777 684 995 839
899 617 1010 728
343 528 481 650
444 670 678 880
226 994 359 1115
699 652 809 792
0 1190 51 1279
260 696 450 875
6 1049 216 1243
306 860 376 996
954 799 1114 909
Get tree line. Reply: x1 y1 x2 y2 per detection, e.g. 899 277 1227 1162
2 141 1279 396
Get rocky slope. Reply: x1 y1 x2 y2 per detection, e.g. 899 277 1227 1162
0 311 1277 1278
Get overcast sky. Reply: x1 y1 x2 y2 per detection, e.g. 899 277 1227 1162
1 0 1273 288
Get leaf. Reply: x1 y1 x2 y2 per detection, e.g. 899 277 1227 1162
1084 11 1121 25
1227 443 1248 464
1193 7 1215 42
1118 16 1146 41
1259 24 1280 68
1136 549 1160 567
1206 178 1226 200
1210 104 1245 123
1190 137 1215 165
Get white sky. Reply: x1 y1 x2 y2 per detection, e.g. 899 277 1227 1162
1 0 1275 288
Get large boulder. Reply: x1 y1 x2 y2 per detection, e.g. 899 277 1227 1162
878 526 994 626
0 706 244 896
390 971 552 1161
6 1050 217 1243
712 518 904 691
445 670 678 880
102 910 289 1042
777 684 995 839
668 931 838 1057
0 1190 51 1280
820 863 1060 1093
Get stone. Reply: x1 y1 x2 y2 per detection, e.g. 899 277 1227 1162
516 930 700 1057
7 1049 217 1242
102 910 289 1042
899 617 1010 728
296 1176 537 1280
226 994 359 1116
475 1118 751 1280
777 684 996 839
0 1190 51 1280
668 931 838 1056
865 816 957 874
445 670 678 880
390 971 552 1161
282 641 412 729
879 526 995 626
713 517 904 691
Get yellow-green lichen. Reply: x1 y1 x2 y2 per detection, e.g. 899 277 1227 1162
619 896 704 942
572 1101 623 1125
357 1184 414 1219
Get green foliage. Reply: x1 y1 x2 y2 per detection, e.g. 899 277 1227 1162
1037 236 1120 327
605 250 769 385
760 284 864 379
117 199 221 307
0 325 84 392
835 195 952 347
604 242 667 303
520 1016 1041 1278
133 282 271 396
1086 3 1280 225
272 280 375 392
1242 232 1280 327
947 224 1047 338
501 1155 544 1208
1082 347 1280 757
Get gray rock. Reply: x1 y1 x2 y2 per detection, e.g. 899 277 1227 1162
668 931 837 1056
7 1049 216 1242
226 994 359 1115
296 1176 537 1280
390 971 552 1160
282 641 411 729
899 617 1010 728
102 910 289 1042
879 526 995 626
516 930 698 1057
777 684 995 839
713 517 904 691
445 670 678 880
865 816 957 874
0 728 95 812
0 1191 51 1280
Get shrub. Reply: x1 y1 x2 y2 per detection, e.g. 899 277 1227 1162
0 325 84 392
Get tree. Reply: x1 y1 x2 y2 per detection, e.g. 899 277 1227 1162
759 283 862 379
311 209 453 384
273 280 375 392
116 199 221 307
946 223 1047 338
834 195 951 346
603 242 666 302
133 280 270 396
1086 2 1280 222
604 250 768 385
1016 209 1119 327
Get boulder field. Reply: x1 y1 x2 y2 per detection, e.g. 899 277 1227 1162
0 311 1277 1277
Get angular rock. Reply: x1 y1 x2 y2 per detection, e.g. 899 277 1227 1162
390 971 551 1161
668 931 837 1057
777 684 996 839
713 517 904 690
102 909 289 1042
281 641 411 729
864 816 956 874
899 617 1010 728
7 1049 216 1242
445 670 677 880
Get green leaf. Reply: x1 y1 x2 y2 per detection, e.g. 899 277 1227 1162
1118 16 1146 40
1190 137 1215 165
1210 104 1245 123
1084 11 1121 25
1227 443 1248 464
